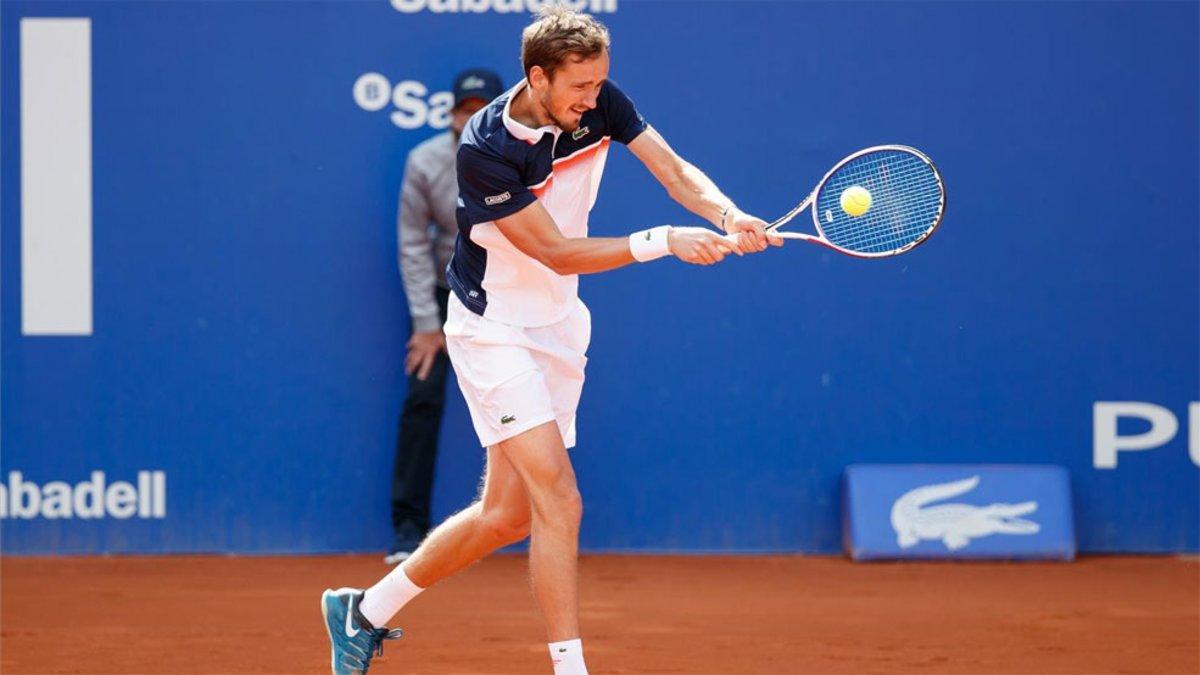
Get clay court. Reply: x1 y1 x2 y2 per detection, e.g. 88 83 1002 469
2 554 1196 674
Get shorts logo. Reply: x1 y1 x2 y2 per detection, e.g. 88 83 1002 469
500 414 517 425
484 192 512 206
571 126 590 141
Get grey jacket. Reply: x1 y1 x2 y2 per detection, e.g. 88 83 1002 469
397 131 460 333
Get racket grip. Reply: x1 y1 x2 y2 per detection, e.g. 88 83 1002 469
721 230 784 247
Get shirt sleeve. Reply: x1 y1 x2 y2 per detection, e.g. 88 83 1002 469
456 144 537 225
397 150 443 334
601 79 648 145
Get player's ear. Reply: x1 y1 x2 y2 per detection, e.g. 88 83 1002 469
529 65 548 90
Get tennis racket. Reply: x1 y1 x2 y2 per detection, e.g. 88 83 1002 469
726 145 946 258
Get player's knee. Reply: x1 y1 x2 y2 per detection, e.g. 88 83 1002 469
532 482 582 528
503 516 532 544
479 507 531 546
560 486 583 525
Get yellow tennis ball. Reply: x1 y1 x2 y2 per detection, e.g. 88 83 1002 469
840 185 872 217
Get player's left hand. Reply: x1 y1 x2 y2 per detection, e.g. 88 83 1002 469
724 207 784 252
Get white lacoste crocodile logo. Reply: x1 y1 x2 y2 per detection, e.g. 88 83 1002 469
890 476 1040 551
461 76 486 90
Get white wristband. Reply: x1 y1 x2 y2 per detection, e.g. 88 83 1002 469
629 225 672 262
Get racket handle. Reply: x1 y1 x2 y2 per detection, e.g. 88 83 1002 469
721 230 810 245
721 229 778 244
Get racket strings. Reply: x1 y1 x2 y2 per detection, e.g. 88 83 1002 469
823 169 938 251
828 170 936 251
815 150 943 255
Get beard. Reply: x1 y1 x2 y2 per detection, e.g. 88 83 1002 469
549 111 580 133
538 91 581 132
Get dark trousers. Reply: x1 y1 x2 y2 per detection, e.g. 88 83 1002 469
390 286 451 545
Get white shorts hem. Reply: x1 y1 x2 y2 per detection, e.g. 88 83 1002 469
477 413 558 449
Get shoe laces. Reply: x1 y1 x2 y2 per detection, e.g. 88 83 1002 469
368 626 404 659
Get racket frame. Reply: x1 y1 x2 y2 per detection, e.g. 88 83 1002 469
764 144 946 259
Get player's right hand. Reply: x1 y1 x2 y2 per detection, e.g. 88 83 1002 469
724 207 784 251
667 227 743 265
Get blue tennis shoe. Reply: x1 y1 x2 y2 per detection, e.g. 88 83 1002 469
321 587 403 674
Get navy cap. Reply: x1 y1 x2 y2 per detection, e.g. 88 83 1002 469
452 68 504 108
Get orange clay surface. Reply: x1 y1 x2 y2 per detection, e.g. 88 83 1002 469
2 554 1197 674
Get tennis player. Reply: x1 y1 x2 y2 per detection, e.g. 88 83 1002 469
322 6 781 674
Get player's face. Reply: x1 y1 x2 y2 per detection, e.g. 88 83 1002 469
451 98 487 135
535 51 609 132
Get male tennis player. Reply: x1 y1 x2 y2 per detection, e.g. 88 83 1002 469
322 6 780 674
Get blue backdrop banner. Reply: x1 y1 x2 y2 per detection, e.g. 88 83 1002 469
2 1 1197 554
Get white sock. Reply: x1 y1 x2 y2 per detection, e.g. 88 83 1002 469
549 638 588 675
359 565 424 628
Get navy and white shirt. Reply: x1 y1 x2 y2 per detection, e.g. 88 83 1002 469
447 79 647 327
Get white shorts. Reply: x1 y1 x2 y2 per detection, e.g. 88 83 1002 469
444 293 591 449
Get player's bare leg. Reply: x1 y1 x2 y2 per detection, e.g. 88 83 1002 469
402 446 531 587
356 446 531 627
324 450 533 673
493 421 583 642
330 421 588 673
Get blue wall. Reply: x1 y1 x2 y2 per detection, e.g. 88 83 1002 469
2 0 1196 554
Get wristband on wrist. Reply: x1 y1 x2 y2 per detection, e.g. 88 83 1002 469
629 225 672 262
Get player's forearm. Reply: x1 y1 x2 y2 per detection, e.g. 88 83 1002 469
664 161 735 230
540 236 637 276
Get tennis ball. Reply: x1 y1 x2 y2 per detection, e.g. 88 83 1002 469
840 185 872 217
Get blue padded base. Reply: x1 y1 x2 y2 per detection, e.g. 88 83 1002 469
843 464 1075 561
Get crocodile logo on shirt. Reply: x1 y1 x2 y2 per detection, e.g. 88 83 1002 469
500 414 517 425
571 126 590 141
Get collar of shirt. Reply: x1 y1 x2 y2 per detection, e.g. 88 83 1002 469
502 80 562 145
